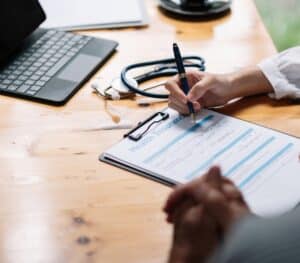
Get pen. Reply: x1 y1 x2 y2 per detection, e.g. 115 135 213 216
172 43 196 122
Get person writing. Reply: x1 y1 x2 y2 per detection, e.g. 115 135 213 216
164 46 300 263
166 46 300 114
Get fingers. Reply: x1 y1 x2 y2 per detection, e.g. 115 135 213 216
168 99 189 115
164 183 195 221
171 199 195 224
166 77 189 115
165 74 202 114
165 77 187 105
187 76 211 103
201 187 232 230
174 205 205 232
203 166 222 190
164 167 223 222
221 182 243 201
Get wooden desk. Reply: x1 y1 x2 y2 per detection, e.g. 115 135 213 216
0 1 298 262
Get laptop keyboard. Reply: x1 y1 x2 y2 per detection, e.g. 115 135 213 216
0 30 92 96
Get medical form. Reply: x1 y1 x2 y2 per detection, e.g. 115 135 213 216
101 108 300 216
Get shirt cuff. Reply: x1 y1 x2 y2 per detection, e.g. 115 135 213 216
258 58 300 100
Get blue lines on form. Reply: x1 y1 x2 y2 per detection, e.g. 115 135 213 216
239 143 294 188
224 136 275 177
143 114 214 164
186 128 253 180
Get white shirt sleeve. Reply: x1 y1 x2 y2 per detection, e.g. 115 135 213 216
258 46 300 99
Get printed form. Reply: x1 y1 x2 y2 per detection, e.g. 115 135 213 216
103 108 300 216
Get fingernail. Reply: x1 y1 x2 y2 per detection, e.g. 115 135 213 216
187 94 196 102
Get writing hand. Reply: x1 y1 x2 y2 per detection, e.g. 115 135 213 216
165 71 234 115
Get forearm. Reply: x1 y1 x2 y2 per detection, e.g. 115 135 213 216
227 66 274 99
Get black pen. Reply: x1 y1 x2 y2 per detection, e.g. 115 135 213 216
173 43 196 122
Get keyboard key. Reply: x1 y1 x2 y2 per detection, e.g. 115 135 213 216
23 71 32 76
23 52 32 57
17 84 30 93
45 62 54 67
18 75 28 81
13 80 23 86
48 50 55 55
13 61 22 66
33 62 42 67
26 57 35 63
35 80 46 86
44 54 52 59
30 85 42 91
26 90 36 96
2 70 11 74
14 70 22 75
30 75 40 81
16 56 26 62
40 76 51 82
25 80 35 85
23 61 31 67
35 71 45 76
66 51 76 57
60 47 69 52
37 58 47 63
70 48 79 53
28 66 38 72
40 66 50 71
40 45 49 50
8 65 17 71
8 85 18 91
8 75 17 80
3 79 12 85
53 54 62 59
18 66 27 71
46 56 71 77
0 84 8 90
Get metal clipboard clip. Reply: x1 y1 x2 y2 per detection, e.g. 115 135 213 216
124 111 169 141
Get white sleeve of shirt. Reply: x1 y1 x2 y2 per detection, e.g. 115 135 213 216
258 46 300 99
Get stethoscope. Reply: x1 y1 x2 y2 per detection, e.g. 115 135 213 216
120 56 205 99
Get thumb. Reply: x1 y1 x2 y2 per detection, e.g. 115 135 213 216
187 78 209 102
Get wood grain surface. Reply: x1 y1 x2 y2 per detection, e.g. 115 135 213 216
0 0 298 262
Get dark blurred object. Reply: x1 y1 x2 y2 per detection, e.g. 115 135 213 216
180 0 208 10
158 0 232 19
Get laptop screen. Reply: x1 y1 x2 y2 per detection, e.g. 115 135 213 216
0 0 46 64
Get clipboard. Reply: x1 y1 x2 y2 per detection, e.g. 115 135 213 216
100 108 300 216
100 110 175 186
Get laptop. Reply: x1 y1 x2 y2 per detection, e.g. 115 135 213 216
0 0 118 105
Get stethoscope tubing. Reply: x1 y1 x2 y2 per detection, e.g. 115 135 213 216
120 56 205 99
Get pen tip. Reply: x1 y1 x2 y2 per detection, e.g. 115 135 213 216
191 113 196 123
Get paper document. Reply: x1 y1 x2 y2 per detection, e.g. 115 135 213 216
40 0 148 30
102 108 300 216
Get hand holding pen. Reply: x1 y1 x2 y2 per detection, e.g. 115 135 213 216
172 43 196 122
166 53 274 115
